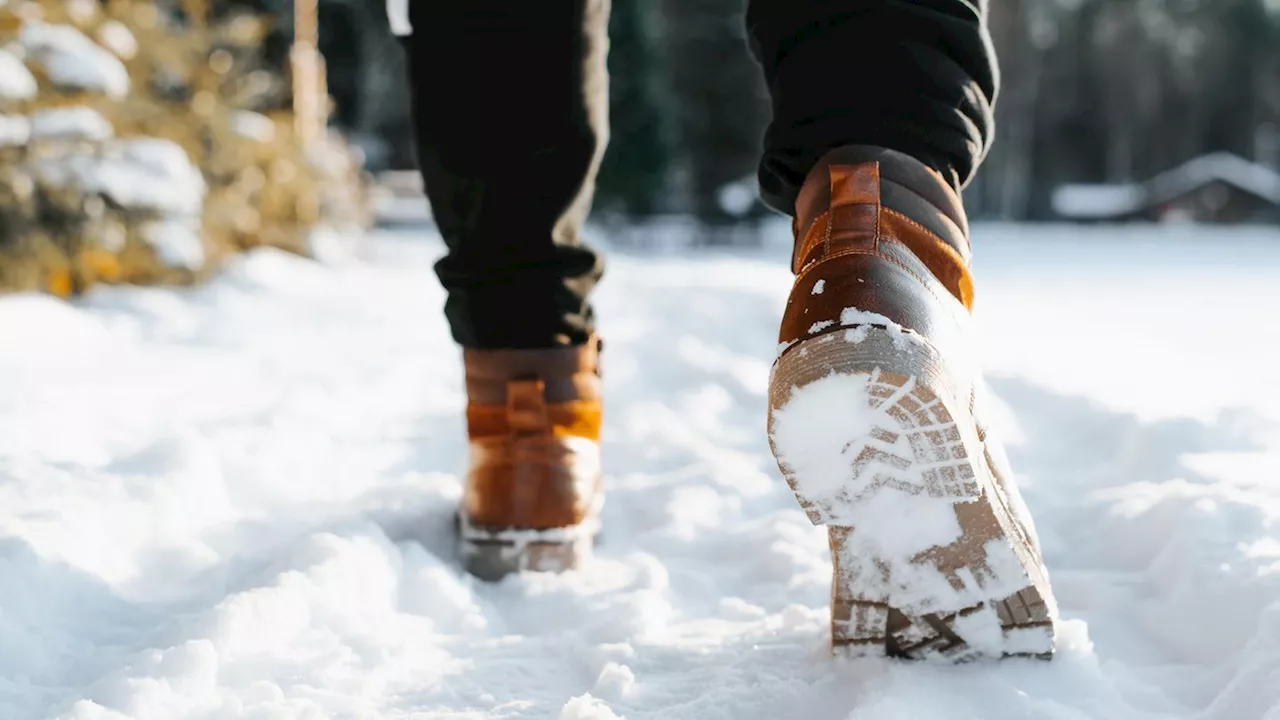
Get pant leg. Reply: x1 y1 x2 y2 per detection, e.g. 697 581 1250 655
745 0 999 215
397 0 610 349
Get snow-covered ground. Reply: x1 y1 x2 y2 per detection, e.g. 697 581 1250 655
2 220 1280 719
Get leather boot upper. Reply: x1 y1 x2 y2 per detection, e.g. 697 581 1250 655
777 146 975 363
463 339 603 530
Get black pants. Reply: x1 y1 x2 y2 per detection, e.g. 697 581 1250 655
400 0 997 349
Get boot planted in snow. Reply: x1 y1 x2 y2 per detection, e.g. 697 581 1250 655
459 339 604 580
767 147 1058 660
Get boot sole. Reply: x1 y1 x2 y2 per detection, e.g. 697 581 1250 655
768 327 1056 661
456 506 601 582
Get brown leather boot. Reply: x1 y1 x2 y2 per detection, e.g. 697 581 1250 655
459 338 604 580
767 147 1058 660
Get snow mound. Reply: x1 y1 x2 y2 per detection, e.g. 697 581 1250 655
1 226 1279 718
0 292 111 349
20 21 129 99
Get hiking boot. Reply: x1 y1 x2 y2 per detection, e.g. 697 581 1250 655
459 338 604 580
766 146 1058 660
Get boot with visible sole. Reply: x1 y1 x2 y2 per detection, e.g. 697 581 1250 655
459 338 604 580
767 147 1058 661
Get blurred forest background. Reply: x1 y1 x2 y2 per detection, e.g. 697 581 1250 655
3 0 1278 300
318 0 1280 226
0 0 368 296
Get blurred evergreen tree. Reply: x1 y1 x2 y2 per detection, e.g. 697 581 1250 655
662 0 769 239
594 0 674 217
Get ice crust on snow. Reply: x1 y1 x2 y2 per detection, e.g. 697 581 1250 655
19 21 129 99
1 226 1280 718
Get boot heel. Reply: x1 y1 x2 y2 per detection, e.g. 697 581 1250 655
827 525 892 656
457 512 600 582
769 327 1057 660
459 339 605 581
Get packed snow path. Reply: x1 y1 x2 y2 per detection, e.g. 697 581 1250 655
2 223 1280 719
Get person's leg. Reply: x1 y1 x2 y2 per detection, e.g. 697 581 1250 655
392 0 611 580
750 0 1059 660
746 0 998 211
398 0 609 349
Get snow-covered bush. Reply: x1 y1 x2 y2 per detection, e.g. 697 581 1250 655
0 0 370 296
19 19 130 99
